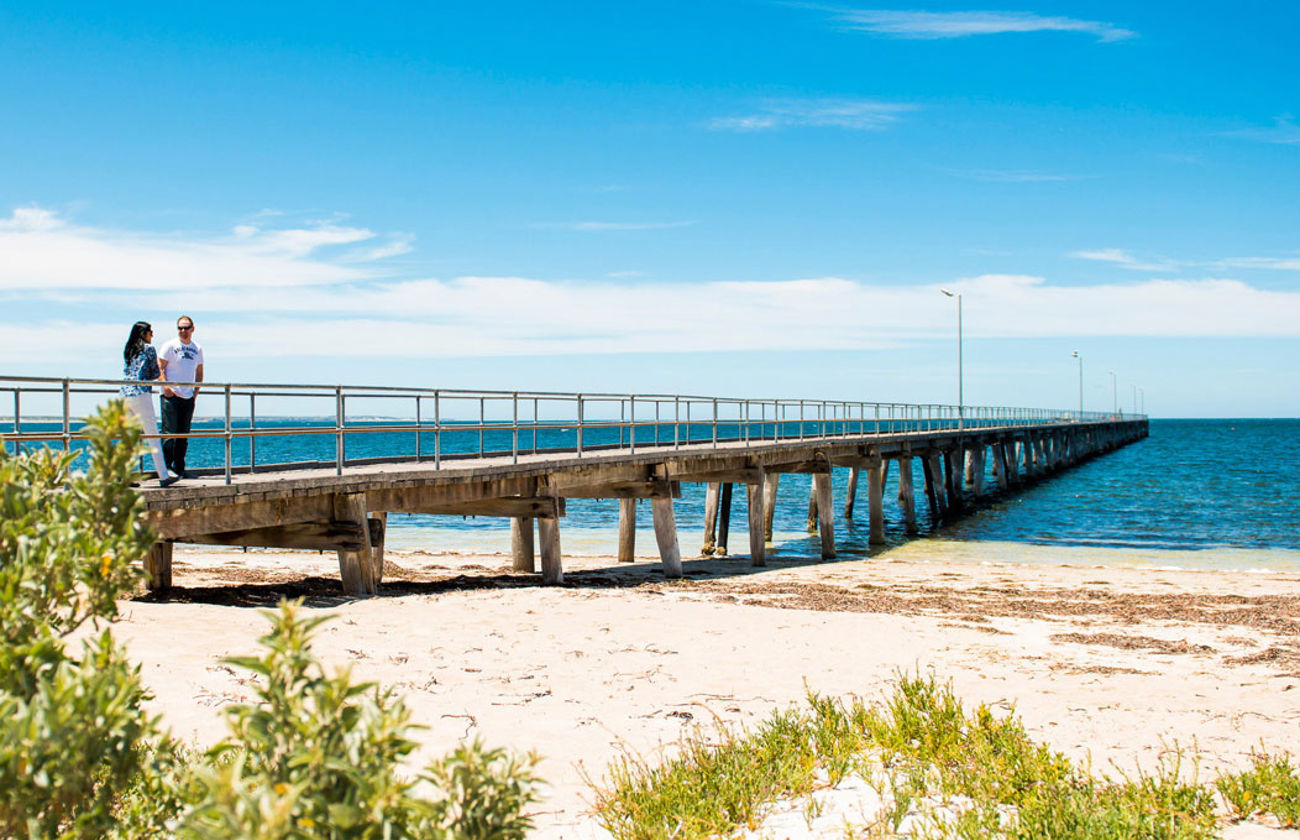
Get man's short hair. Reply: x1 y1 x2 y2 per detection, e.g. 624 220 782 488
177 315 195 327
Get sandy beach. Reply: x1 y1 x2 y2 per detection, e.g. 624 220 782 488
110 540 1300 837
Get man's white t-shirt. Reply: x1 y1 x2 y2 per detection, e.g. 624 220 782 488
159 339 204 399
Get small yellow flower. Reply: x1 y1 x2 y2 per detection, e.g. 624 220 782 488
274 782 289 795
100 553 113 578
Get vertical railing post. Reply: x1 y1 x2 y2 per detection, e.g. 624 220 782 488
249 393 257 474
712 398 718 449
674 396 680 450
225 384 234 485
11 390 20 456
512 392 519 464
433 390 441 469
334 386 344 476
479 397 485 457
630 396 636 454
61 379 70 451
415 396 422 463
577 395 584 456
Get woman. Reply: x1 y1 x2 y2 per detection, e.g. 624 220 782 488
120 321 179 487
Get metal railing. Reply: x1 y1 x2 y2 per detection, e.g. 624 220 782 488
0 376 1136 484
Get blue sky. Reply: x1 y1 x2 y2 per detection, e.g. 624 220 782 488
1 1 1297 416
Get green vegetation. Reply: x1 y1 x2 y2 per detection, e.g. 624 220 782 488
0 404 540 839
592 676 1235 840
1217 752 1300 827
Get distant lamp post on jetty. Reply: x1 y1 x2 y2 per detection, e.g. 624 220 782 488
1109 370 1118 416
940 289 963 429
1071 351 1083 418
1139 387 1145 415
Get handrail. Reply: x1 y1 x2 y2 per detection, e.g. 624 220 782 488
0 375 1143 485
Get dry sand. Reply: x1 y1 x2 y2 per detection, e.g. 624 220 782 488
110 540 1300 837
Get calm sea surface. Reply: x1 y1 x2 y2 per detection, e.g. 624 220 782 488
8 417 1298 568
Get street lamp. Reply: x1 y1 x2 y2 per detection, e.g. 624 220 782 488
940 289 963 429
1108 370 1117 416
1071 351 1083 418
1139 387 1145 415
1132 384 1137 415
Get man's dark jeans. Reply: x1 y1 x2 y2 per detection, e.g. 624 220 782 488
161 394 196 476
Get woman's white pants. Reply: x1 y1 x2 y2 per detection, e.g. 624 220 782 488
125 393 172 481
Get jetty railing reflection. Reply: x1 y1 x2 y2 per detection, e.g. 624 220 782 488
0 376 1131 484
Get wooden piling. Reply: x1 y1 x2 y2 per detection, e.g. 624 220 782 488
618 498 637 563
814 473 835 558
896 456 918 534
702 482 720 554
844 467 860 519
746 480 766 566
717 483 733 555
144 541 173 590
921 452 943 523
538 518 564 584
332 492 376 596
510 517 536 572
806 481 818 533
762 472 780 541
866 456 885 545
652 496 682 578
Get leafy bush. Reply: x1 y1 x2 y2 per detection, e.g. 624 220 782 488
180 601 542 840
0 402 178 839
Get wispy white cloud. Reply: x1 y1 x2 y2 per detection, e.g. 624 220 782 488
827 9 1136 42
950 169 1089 183
709 98 916 132
1223 116 1300 145
1069 248 1179 272
533 220 697 232
0 206 404 290
1217 255 1300 271
6 209 1299 369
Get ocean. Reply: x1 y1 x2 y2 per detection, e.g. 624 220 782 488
7 417 1299 569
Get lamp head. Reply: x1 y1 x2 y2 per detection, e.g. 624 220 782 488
940 289 955 298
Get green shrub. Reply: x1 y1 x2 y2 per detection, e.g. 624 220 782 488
0 402 179 839
180 601 542 840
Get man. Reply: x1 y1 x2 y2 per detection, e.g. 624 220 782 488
159 315 204 479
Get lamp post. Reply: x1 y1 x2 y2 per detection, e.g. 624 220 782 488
940 289 963 429
1109 370 1117 416
1071 351 1083 419
1139 387 1145 415
1132 384 1137 415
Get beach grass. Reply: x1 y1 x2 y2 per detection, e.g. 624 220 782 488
590 675 1230 840
1217 752 1300 828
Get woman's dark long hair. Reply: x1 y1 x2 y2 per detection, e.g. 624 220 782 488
123 321 152 364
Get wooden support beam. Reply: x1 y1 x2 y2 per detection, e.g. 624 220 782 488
964 448 976 489
702 483 720 554
144 541 172 590
332 493 376 596
844 467 859 519
806 481 818 533
717 483 733 555
405 496 562 519
618 498 637 563
866 458 885 545
991 443 1005 489
879 458 890 494
761 472 780 542
746 479 766 566
673 467 763 484
181 519 379 552
813 473 835 559
511 517 536 572
970 446 985 496
896 456 918 535
767 459 833 475
554 479 679 499
652 496 682 579
538 518 563 584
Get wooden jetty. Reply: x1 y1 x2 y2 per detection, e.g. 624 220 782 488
140 422 1148 594
0 376 1148 595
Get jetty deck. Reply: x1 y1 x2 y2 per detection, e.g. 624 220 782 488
1 376 1148 594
